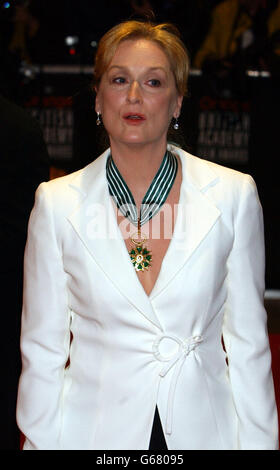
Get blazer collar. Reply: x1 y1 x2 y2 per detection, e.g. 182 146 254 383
67 146 221 328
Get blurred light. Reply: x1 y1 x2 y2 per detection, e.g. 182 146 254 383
19 62 39 80
247 70 259 77
246 70 270 78
69 47 76 56
24 68 33 78
90 41 97 48
3 2 11 8
65 36 79 46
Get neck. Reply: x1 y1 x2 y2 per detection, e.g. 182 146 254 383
109 140 168 188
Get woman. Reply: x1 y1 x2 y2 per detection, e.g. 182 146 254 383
17 20 278 450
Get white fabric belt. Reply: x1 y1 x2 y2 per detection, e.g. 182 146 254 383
153 334 203 435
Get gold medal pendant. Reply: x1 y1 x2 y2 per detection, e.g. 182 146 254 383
129 239 152 272
129 220 152 272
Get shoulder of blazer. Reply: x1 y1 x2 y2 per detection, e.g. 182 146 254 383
40 148 111 197
169 144 252 193
33 149 110 222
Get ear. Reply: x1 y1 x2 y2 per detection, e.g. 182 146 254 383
94 86 100 114
174 95 183 119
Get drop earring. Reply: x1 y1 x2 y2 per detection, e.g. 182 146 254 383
96 112 101 126
173 117 179 130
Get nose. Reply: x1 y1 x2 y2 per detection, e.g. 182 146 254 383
126 80 142 104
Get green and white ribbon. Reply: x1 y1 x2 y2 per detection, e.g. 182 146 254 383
106 150 178 227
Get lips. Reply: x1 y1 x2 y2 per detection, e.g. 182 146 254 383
123 113 146 121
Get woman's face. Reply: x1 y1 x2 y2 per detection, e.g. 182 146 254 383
95 39 183 150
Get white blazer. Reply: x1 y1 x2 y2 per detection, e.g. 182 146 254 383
17 145 278 450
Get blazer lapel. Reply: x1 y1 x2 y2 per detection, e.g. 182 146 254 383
149 147 221 299
67 149 163 331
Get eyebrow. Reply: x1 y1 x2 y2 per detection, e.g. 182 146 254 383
107 65 169 75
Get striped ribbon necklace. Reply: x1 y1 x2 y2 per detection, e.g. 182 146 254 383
106 150 178 272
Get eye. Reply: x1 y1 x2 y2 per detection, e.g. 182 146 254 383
112 76 126 84
147 79 161 87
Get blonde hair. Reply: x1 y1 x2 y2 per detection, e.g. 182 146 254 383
93 20 190 96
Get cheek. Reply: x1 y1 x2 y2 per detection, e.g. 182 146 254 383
149 93 178 117
98 90 122 115
98 93 124 132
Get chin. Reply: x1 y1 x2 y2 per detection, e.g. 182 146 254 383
119 135 149 145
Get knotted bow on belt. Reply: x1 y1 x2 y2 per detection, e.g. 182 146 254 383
153 334 203 435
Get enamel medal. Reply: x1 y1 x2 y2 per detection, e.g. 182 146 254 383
129 221 152 272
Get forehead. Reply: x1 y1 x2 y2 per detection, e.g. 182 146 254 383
108 39 172 71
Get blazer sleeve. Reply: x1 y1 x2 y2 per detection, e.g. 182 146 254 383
16 182 71 450
222 174 279 450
